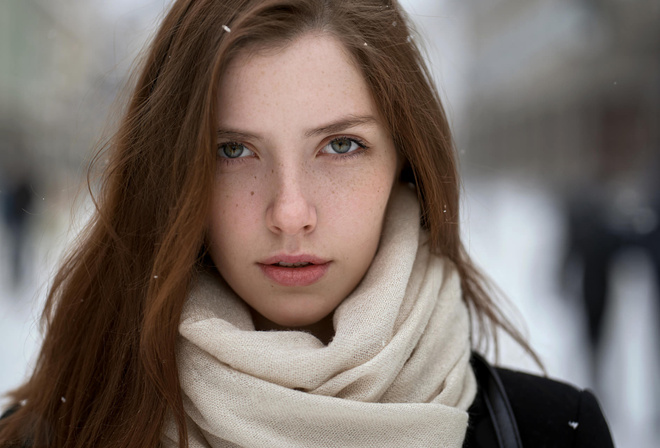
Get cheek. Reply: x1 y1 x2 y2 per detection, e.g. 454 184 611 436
320 160 396 241
334 183 388 220
207 176 261 255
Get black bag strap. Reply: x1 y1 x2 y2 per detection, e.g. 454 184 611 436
472 353 523 448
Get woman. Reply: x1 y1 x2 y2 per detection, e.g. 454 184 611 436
0 1 613 447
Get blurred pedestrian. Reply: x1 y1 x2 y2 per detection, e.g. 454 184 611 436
561 107 660 386
1 170 34 289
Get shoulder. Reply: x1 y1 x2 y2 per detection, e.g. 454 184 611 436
495 366 613 448
465 355 614 448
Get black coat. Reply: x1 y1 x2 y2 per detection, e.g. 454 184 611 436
1 355 615 447
465 353 614 448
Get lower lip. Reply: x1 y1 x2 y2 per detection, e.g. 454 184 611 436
259 263 330 287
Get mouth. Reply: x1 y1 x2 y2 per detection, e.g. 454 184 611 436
272 261 314 268
260 254 329 266
258 254 330 287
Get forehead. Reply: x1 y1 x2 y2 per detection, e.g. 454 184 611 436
217 34 378 132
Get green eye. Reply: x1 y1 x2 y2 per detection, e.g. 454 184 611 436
329 138 353 154
321 137 367 157
218 143 247 158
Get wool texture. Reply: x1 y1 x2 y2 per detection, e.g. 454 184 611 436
162 186 476 447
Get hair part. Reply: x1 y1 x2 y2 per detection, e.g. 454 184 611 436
0 1 539 447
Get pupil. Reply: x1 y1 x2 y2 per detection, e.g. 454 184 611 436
222 143 244 158
331 139 351 154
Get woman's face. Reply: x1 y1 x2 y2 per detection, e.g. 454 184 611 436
208 33 399 335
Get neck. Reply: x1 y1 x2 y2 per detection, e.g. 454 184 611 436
250 309 335 345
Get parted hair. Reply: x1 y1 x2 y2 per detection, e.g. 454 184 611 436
0 1 537 447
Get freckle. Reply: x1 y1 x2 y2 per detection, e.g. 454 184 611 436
250 191 254 196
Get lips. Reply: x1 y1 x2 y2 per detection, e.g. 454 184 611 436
258 254 330 287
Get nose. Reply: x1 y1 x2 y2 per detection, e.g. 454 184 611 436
266 166 317 236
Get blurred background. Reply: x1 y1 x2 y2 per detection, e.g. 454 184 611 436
0 0 658 446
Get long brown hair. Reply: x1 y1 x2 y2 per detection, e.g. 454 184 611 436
0 1 538 447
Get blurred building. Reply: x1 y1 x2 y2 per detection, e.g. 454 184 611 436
461 0 659 194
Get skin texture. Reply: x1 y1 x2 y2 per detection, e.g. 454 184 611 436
208 33 399 343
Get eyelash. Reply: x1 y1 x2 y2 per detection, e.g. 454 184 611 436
215 136 370 165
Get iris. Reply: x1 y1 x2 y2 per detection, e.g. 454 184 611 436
219 143 246 158
330 138 352 154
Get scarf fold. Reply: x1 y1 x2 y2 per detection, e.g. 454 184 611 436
162 186 476 448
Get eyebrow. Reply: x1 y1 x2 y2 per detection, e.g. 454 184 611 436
216 129 262 142
216 115 379 141
304 115 378 138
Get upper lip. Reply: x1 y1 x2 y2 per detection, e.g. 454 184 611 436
259 254 330 265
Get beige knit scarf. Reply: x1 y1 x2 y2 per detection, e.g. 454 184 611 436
161 187 476 448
